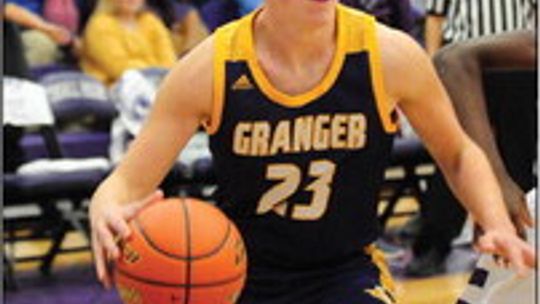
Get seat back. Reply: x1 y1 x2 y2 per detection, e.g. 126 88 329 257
40 71 117 125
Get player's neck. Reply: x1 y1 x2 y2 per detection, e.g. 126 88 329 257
255 6 337 69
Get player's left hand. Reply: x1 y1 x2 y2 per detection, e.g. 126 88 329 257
475 229 535 277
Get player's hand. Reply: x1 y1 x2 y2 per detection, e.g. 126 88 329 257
499 177 533 239
475 228 535 277
89 190 164 289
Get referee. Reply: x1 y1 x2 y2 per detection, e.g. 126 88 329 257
406 0 537 276
425 0 536 55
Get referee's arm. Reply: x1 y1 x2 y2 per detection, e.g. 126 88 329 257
425 0 449 56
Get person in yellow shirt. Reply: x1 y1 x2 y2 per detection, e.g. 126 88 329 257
80 0 176 85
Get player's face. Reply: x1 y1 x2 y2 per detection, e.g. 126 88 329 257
112 0 145 15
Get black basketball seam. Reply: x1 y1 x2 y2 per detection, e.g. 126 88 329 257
116 268 246 288
181 198 191 304
134 207 232 260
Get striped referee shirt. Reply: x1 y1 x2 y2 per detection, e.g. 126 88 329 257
426 0 537 43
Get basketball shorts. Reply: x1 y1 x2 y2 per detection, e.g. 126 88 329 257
237 245 396 304
457 189 537 304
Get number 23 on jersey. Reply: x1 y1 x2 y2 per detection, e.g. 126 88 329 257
256 159 337 221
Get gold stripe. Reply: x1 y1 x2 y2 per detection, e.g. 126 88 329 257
205 29 229 135
244 6 347 108
340 5 369 53
365 244 398 303
364 17 398 133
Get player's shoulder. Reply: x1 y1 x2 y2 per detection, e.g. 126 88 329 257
376 23 429 76
171 35 216 78
375 23 433 103
155 36 215 118
376 23 422 57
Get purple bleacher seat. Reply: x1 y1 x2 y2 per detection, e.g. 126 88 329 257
21 132 111 161
30 64 79 81
39 71 117 124
4 169 109 205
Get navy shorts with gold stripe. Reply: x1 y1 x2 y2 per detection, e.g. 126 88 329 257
237 245 396 304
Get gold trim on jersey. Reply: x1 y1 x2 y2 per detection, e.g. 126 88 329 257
206 4 398 134
244 7 347 108
364 16 399 133
204 36 226 134
365 244 398 303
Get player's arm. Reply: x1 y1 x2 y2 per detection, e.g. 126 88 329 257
378 25 534 274
433 30 536 237
89 36 215 288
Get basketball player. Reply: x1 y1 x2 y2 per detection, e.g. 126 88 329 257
430 30 536 304
90 1 535 303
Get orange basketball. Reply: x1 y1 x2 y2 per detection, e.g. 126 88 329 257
114 198 247 304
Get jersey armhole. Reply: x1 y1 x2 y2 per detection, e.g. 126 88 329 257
365 18 399 134
203 32 227 135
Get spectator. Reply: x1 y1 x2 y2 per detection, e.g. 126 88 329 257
43 0 80 34
80 0 176 85
4 2 73 67
147 0 209 56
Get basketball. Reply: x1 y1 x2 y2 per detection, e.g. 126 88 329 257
114 198 247 304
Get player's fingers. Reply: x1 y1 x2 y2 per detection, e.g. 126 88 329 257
506 245 527 277
495 238 530 277
122 190 164 219
106 212 132 240
92 232 111 289
475 235 496 254
96 220 120 260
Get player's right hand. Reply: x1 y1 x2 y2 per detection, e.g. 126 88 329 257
89 190 164 289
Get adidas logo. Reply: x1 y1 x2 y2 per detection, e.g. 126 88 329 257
232 75 253 90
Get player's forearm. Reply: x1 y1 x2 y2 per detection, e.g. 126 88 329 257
93 160 167 207
440 140 515 233
425 15 445 57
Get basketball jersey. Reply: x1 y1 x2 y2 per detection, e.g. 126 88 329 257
207 5 398 270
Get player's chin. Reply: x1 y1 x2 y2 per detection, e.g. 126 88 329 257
306 0 336 7
302 0 337 22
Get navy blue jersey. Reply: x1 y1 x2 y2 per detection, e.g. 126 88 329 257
205 5 398 271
